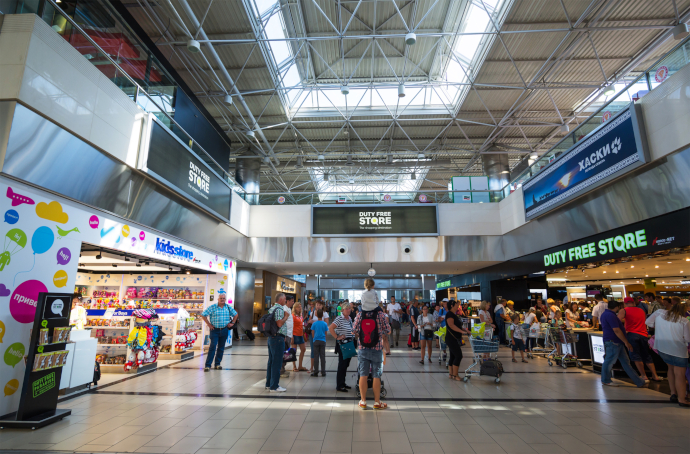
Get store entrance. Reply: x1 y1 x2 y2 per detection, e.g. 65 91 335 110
72 244 228 376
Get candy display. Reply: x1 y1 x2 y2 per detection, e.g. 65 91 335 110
92 290 119 298
86 318 129 327
125 287 204 300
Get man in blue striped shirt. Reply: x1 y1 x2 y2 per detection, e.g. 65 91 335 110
201 294 238 371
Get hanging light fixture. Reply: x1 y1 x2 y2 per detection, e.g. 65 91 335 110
263 156 271 165
246 130 256 139
340 85 350 95
318 153 325 161
417 152 425 160
398 84 406 98
603 85 615 96
559 124 569 133
672 23 689 40
295 156 304 168
223 94 233 105
346 154 355 166
405 32 417 45
186 39 201 53
411 171 416 180
386 154 393 165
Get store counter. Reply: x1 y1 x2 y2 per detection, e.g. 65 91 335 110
59 329 97 392
571 328 595 361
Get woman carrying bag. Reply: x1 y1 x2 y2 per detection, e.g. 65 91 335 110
418 305 435 364
329 302 356 392
446 299 470 381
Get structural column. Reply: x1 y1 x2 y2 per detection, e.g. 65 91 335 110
235 155 261 205
235 268 256 331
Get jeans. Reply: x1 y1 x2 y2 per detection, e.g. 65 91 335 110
266 335 285 390
389 320 401 345
205 327 229 368
496 320 506 345
337 348 352 389
601 341 645 387
313 340 326 374
309 333 315 359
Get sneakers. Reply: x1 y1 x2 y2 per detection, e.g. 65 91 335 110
602 382 619 387
311 372 319 377
215 365 222 370
280 373 290 378
204 367 210 372
321 372 327 377
269 386 287 393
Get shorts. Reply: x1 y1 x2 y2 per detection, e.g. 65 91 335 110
420 334 433 341
357 348 383 378
293 335 304 345
658 351 688 368
511 338 526 352
626 332 652 363
411 327 419 343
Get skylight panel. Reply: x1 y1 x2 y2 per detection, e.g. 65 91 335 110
454 6 490 62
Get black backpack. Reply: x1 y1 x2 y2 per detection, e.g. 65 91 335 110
480 359 504 377
257 307 279 337
358 307 382 349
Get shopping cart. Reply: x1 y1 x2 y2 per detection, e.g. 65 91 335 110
463 328 502 383
547 327 583 369
529 323 554 358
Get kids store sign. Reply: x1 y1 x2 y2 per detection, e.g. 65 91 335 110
0 180 234 417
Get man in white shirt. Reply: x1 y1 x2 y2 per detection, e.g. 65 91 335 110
591 295 608 329
280 296 295 378
387 296 402 347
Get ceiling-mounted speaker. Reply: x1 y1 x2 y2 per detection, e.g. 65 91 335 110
187 39 201 53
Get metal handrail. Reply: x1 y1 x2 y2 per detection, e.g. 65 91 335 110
42 0 244 193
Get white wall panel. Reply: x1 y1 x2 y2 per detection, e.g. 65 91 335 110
249 205 311 237
230 191 250 237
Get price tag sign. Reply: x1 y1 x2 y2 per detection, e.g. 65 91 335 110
103 308 115 319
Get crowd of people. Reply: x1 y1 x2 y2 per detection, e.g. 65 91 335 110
249 284 689 409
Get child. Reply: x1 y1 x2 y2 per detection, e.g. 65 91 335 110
311 309 328 377
510 313 528 363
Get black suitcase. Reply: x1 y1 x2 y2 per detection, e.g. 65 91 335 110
480 359 503 377
245 329 255 340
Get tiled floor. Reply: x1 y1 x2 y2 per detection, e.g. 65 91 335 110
2 334 688 454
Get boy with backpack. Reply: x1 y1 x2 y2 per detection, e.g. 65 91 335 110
352 278 391 410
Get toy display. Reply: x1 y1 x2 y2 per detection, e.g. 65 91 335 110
123 309 165 372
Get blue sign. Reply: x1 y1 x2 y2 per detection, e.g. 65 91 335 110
155 237 194 260
86 309 179 316
523 104 649 220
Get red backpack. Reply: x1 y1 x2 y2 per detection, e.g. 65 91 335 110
359 307 382 348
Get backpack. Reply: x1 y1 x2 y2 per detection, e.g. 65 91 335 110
359 307 382 349
480 359 503 377
257 306 280 337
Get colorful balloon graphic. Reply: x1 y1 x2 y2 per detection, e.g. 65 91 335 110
53 270 68 288
4 342 25 368
57 247 71 265
122 225 130 237
139 231 145 241
0 320 5 342
1 228 27 272
4 210 19 224
31 226 54 255
10 280 48 323
89 215 99 229
4 378 19 396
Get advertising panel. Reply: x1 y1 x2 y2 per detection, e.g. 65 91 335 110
523 104 649 220
143 120 232 221
312 205 439 237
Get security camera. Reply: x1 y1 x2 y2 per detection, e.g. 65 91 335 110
403 244 412 254
337 244 348 255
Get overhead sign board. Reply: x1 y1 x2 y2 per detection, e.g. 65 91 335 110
523 103 649 220
312 204 439 237
141 119 232 221
436 280 451 289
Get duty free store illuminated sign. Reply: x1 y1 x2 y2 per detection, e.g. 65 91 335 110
544 229 648 267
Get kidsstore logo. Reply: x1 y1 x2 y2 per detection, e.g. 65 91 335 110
155 238 194 260
578 137 622 172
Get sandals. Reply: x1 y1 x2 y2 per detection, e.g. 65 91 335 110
298 367 308 371
512 358 517 363
373 402 388 410
359 400 367 409
522 360 529 363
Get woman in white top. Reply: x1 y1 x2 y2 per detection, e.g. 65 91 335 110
646 302 690 407
478 300 496 332
417 305 435 364
565 303 578 329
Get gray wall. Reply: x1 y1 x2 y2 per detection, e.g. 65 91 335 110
234 268 256 332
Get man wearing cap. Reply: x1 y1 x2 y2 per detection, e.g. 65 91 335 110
434 299 449 363
201 294 238 371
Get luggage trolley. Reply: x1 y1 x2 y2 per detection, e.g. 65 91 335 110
463 328 502 383
529 323 553 358
547 326 583 369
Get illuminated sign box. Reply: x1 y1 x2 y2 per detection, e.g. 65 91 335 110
312 205 439 237
523 103 649 220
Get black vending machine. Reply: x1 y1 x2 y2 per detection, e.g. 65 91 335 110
0 292 74 429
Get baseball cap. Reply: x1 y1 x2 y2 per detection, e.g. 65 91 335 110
442 298 449 302
624 297 635 304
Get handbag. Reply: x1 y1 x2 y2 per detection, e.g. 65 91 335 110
424 329 434 338
390 319 401 330
339 339 357 359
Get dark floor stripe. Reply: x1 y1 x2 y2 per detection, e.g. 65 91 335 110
87 390 671 404
166 366 589 374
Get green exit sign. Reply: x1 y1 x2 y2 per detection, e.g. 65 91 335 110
436 280 451 289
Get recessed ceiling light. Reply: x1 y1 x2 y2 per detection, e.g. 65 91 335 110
603 271 606 273
668 262 672 264
616 271 619 273
655 265 659 268
630 266 634 268
646 274 649 277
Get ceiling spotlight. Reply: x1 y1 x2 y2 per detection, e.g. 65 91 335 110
603 271 606 273
112 264 117 268
96 250 102 260
646 274 649 277
246 130 256 139
668 261 672 263
603 85 615 96
263 156 271 164
560 124 570 133
346 154 354 166
405 32 417 45
672 23 689 40
616 271 619 273
223 94 233 105
318 153 325 161
655 265 659 268
501 170 509 174
186 39 201 53
295 156 304 168
341 85 350 95
417 153 425 160
530 153 538 160
630 266 634 268
349 178 355 184
169 266 173 271
186 270 191 275
398 84 406 98
136 263 141 267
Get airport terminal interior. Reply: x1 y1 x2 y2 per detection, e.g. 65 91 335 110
1 0 690 453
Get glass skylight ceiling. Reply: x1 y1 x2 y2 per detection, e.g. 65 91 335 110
251 0 510 118
308 166 429 202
